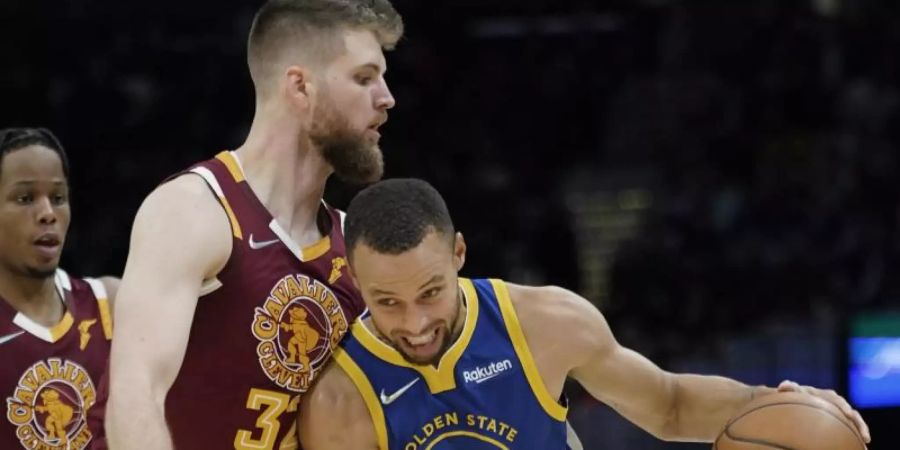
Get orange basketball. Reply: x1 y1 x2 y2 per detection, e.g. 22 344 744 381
714 392 866 450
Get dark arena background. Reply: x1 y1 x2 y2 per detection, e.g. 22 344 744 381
3 0 899 448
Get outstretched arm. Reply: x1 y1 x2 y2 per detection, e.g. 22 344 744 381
510 284 869 443
106 176 231 450
298 357 380 450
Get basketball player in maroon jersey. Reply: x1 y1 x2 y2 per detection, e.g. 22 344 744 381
106 1 403 448
0 128 119 450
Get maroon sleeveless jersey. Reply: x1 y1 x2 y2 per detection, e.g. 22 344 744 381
164 151 365 449
2 270 113 450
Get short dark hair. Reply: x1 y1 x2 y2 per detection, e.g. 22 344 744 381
248 0 403 87
345 178 454 256
0 128 69 180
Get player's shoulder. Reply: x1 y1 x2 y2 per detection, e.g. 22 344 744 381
504 282 594 321
303 357 359 407
128 173 232 271
300 360 369 437
142 173 219 215
504 282 611 359
59 270 91 300
135 174 229 239
63 271 116 301
299 358 374 445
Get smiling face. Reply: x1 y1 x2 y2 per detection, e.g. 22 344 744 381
350 230 467 366
0 145 70 279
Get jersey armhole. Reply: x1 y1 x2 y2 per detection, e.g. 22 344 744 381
333 348 390 450
84 278 113 340
186 167 243 240
176 169 234 296
490 279 568 422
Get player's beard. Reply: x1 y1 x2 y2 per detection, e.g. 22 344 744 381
397 322 455 367
309 97 384 185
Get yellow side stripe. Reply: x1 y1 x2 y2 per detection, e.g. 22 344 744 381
334 348 390 450
491 279 568 421
220 196 243 240
97 298 113 340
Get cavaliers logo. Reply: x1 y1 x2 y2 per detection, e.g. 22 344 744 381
6 359 96 449
329 257 347 284
252 273 349 392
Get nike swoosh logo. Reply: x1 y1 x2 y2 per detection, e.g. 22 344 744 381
379 378 420 405
0 331 25 345
475 372 503 384
249 234 280 250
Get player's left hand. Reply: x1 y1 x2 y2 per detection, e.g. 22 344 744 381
777 380 871 444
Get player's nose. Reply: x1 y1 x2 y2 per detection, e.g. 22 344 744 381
401 306 431 335
374 79 395 110
35 197 57 225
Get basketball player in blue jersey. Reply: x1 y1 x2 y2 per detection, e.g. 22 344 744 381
106 1 403 449
298 178 871 450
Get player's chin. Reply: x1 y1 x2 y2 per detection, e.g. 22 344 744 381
400 349 442 366
337 154 384 184
25 262 58 279
398 330 445 365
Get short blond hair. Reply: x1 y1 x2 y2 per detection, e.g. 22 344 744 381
247 0 403 91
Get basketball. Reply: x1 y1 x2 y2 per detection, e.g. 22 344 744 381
714 392 866 450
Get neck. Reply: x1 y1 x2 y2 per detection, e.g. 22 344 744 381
449 286 467 342
235 109 333 245
0 269 62 326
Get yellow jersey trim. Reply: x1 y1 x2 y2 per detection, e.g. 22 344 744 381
220 197 244 240
351 278 480 394
212 151 245 239
49 312 75 342
334 348 389 450
97 298 113 340
426 431 510 450
215 151 246 183
491 279 568 421
85 277 114 340
190 165 243 240
301 235 331 261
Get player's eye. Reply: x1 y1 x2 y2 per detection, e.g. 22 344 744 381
356 75 374 85
378 298 398 307
421 288 441 299
15 194 33 204
51 193 68 205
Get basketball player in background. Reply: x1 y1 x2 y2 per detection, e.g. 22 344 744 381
105 1 403 449
298 179 871 449
0 128 119 450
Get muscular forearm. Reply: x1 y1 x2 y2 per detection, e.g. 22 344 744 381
106 391 174 450
662 373 775 442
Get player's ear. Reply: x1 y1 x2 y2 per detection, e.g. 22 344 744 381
346 259 360 290
453 232 466 272
284 65 315 110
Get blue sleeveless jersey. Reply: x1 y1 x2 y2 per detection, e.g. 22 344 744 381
335 278 572 450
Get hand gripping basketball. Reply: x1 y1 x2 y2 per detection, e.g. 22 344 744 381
776 380 870 444
714 381 870 450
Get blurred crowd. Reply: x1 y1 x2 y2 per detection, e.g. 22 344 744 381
605 1 900 362
3 0 899 447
